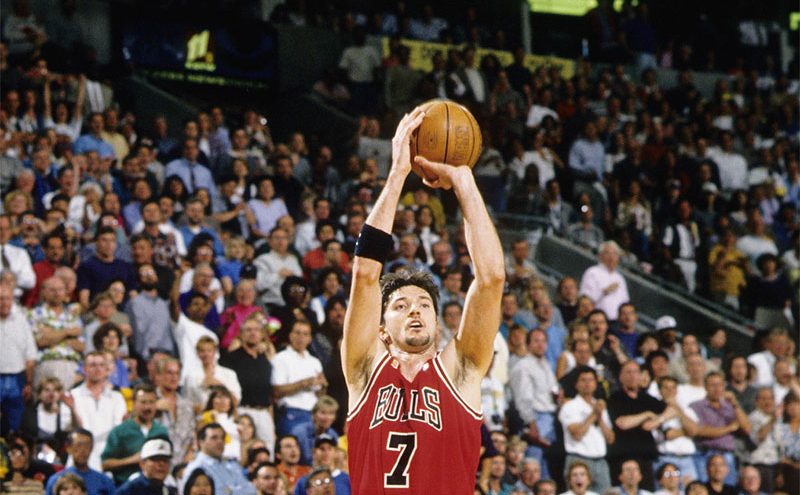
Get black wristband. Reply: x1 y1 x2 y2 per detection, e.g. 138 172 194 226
354 224 393 264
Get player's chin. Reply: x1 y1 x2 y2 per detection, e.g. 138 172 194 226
404 334 431 348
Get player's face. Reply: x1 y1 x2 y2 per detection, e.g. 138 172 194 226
381 285 438 352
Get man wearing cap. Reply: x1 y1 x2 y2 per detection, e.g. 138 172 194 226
294 438 349 495
181 422 256 495
654 316 680 363
116 437 177 495
102 383 170 485
579 241 629 321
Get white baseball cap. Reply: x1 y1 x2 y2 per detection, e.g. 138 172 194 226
141 438 172 460
655 315 677 332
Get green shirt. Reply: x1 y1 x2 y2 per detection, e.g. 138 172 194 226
101 418 169 485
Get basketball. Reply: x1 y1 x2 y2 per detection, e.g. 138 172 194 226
410 100 482 180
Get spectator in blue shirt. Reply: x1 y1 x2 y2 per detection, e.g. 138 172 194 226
45 429 116 495
291 396 339 466
165 138 223 212
73 113 116 159
179 197 225 257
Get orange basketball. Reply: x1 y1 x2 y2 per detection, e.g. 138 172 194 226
410 100 482 180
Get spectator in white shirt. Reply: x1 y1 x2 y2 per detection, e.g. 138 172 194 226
747 387 780 493
338 29 381 113
655 376 700 483
0 284 38 437
183 335 241 412
173 292 219 384
735 209 778 271
0 214 35 295
559 366 616 492
526 88 559 129
748 328 790 387
254 227 303 307
70 351 127 470
708 132 748 193
677 354 709 408
579 241 630 320
271 319 326 437
509 328 558 479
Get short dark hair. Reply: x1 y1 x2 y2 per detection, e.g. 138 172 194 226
43 232 65 248
380 270 439 319
129 233 152 247
95 226 116 241
197 422 224 441
275 434 300 460
587 309 608 323
246 446 271 466
140 197 160 214
132 382 158 401
315 219 338 239
249 461 278 481
66 428 94 445
321 238 341 252
644 349 669 375
574 365 597 381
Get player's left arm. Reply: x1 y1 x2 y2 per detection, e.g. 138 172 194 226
416 158 505 396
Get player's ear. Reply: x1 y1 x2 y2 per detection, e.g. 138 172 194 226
378 325 391 345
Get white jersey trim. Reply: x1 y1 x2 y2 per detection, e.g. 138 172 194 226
432 353 483 420
346 351 392 421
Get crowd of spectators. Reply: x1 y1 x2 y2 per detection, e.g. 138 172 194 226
1 1 799 495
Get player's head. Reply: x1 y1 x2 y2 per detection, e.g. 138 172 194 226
379 270 440 352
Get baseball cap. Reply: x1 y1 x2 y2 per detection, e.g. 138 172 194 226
655 315 677 332
141 438 173 460
314 434 337 448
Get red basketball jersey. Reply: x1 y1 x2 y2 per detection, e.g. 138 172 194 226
347 351 483 494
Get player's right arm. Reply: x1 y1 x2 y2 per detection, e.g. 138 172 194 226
343 109 425 400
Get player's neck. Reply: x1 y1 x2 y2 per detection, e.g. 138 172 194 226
388 345 437 380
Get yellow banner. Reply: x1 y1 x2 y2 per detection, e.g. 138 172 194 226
382 37 575 79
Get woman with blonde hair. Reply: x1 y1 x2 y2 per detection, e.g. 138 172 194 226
4 190 33 227
77 182 103 233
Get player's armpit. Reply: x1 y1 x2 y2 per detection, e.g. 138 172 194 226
342 256 384 398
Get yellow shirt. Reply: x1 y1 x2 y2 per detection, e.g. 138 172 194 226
100 131 130 161
708 244 746 296
399 192 446 230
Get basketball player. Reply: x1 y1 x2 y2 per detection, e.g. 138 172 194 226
343 107 505 493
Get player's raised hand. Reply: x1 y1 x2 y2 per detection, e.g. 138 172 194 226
413 156 471 190
391 108 426 177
